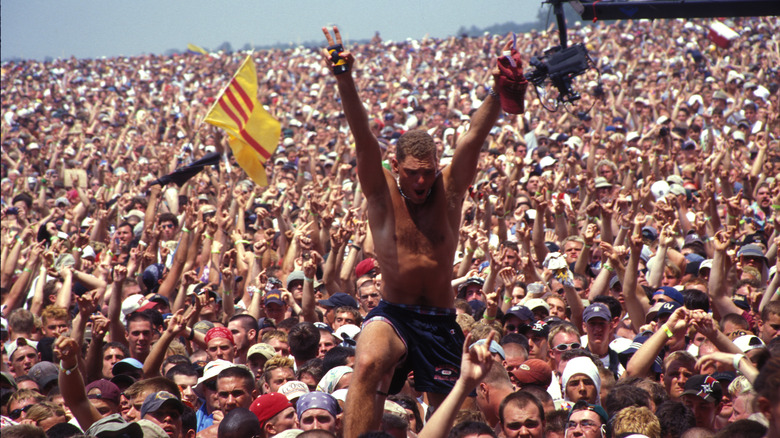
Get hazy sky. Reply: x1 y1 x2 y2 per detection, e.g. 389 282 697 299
1 0 544 61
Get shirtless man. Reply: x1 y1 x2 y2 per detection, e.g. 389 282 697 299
322 27 508 438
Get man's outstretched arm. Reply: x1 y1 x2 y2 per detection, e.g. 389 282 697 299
444 41 509 196
323 27 387 200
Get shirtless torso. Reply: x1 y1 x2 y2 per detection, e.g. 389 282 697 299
322 26 504 438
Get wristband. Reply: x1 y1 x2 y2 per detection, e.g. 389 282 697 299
23 267 32 273
223 290 231 296
620 225 630 230
59 360 78 376
234 240 250 245
732 353 745 371
204 233 213 240
603 264 615 272
304 276 314 283
211 249 221 254
727 214 737 220
772 205 780 211
487 86 498 97
351 244 361 251
182 228 191 233
503 296 512 303
483 315 496 321
662 325 674 338
466 248 475 254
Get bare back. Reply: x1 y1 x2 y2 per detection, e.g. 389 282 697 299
365 167 464 308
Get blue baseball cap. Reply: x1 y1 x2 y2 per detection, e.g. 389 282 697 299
583 303 611 322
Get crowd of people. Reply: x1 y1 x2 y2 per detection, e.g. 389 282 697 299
1 13 780 438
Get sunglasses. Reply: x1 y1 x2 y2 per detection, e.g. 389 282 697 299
553 342 581 351
9 404 33 420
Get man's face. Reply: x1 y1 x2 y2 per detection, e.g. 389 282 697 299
206 337 236 362
756 187 771 208
116 225 133 246
267 338 290 357
501 247 519 269
564 409 602 438
663 361 694 399
682 395 720 430
318 331 338 358
265 303 287 323
43 318 69 338
358 279 380 313
528 335 548 361
159 221 176 241
300 408 338 432
501 402 544 438
8 397 36 421
549 332 580 369
227 320 255 352
173 374 199 408
217 376 256 413
563 242 583 265
565 374 598 404
729 393 753 422
264 367 295 393
124 389 153 422
268 406 299 435
127 320 153 358
760 313 780 344
333 312 356 330
10 346 39 375
393 154 438 205
144 406 183 438
463 284 484 303
247 355 268 386
102 347 126 378
584 318 613 354
546 297 566 320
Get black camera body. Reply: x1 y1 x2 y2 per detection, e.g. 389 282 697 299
525 43 591 104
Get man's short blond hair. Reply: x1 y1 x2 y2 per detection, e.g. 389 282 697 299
611 406 660 438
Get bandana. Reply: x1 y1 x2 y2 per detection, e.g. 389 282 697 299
204 327 235 345
296 391 341 419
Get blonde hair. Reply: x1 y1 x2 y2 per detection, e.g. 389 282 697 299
25 401 66 425
611 406 660 438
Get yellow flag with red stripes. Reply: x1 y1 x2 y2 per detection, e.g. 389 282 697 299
204 55 280 186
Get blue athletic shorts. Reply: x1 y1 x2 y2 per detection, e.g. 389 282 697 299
363 300 465 394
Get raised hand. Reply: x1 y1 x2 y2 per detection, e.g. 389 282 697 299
321 27 355 74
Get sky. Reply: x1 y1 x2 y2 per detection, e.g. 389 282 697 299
1 0 544 61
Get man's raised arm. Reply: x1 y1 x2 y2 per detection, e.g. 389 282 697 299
443 41 509 196
322 27 386 199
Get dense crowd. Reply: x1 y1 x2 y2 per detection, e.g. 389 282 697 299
1 14 780 438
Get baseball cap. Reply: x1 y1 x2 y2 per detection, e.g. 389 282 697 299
28 361 59 389
112 358 143 376
279 381 310 402
318 292 358 309
733 334 765 353
195 359 235 394
504 305 534 323
140 391 184 419
264 290 285 306
653 286 684 305
512 359 553 388
285 271 305 289
682 375 722 403
85 413 143 438
334 324 361 348
525 298 550 314
470 339 506 360
641 226 659 241
521 320 550 339
251 393 292 426
583 303 611 322
247 343 276 360
657 301 681 319
355 258 377 279
86 379 122 405
737 244 766 260
6 337 39 359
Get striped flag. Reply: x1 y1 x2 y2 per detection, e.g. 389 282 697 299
204 55 280 186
